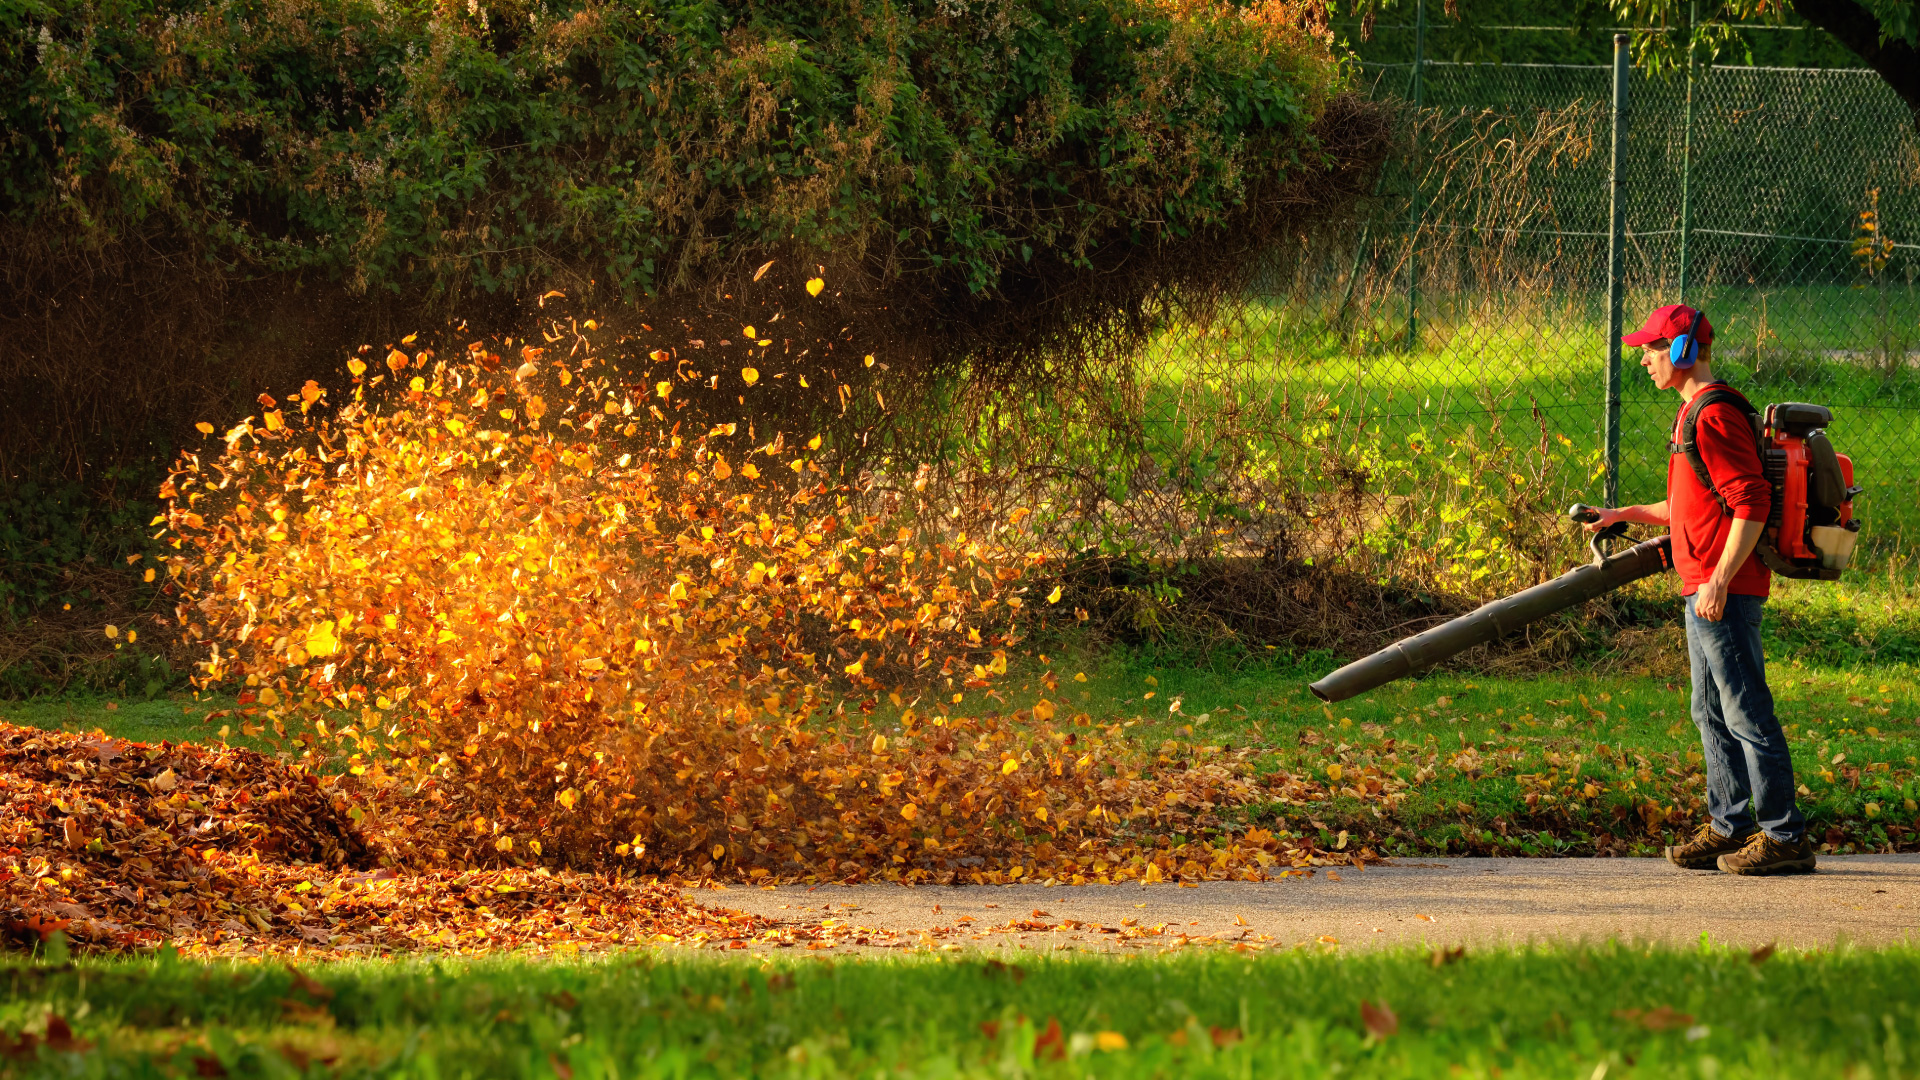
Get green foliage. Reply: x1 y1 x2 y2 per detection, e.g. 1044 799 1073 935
0 465 159 621
2 0 1342 300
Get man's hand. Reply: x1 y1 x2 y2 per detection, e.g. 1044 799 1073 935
1582 507 1628 533
1694 575 1730 622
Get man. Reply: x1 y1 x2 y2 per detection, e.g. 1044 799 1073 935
1585 304 1813 875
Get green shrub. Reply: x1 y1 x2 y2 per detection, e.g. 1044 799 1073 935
3 0 1349 301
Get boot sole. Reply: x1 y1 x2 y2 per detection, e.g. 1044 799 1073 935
1666 834 1759 870
1716 854 1817 876
1666 849 1737 870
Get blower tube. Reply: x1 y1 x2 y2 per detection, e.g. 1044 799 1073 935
1307 506 1674 703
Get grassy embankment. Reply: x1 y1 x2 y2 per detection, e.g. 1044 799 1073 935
5 946 1919 1077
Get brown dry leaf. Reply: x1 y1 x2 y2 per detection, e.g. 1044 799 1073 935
1749 942 1776 965
1034 1017 1065 1061
1614 1006 1694 1031
1360 1000 1398 1038
1429 946 1466 967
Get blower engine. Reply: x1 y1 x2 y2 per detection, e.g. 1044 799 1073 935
1745 402 1860 580
1307 400 1861 703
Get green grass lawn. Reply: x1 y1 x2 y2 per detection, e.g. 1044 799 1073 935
7 945 1920 1077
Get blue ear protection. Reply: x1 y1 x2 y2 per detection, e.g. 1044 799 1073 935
1671 308 1706 368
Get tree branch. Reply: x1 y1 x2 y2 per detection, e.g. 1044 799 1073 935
1788 0 1920 128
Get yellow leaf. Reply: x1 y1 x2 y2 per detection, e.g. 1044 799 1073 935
496 836 514 852
195 422 215 435
743 326 756 339
263 410 285 431
386 349 409 372
1328 763 1343 783
143 568 156 583
257 687 279 706
347 358 367 377
742 367 760 386
305 621 340 657
104 625 119 639
557 788 579 810
864 354 875 368
871 734 888 754
1144 863 1164 883
656 381 672 399
526 396 548 419
741 463 760 479
900 803 918 821
845 659 865 676
1047 585 1063 604
808 435 822 450
1032 700 1055 722
806 277 825 296
1001 758 1019 775
409 376 426 392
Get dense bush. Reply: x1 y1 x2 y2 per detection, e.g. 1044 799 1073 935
0 0 1388 688
5 0 1344 300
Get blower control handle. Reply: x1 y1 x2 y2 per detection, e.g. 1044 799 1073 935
1568 503 1627 561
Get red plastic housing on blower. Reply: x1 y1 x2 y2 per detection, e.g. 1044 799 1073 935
1756 402 1859 581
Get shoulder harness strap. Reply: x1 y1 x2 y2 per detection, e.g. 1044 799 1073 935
1672 386 1761 515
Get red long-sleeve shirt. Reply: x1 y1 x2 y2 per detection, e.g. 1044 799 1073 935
1668 384 1772 597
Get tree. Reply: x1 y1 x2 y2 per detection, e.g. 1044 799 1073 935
1613 1 1917 125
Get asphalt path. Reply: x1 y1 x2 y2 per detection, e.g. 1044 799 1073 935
690 856 1920 952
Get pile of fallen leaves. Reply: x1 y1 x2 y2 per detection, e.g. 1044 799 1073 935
0 718 1383 956
0 724 781 955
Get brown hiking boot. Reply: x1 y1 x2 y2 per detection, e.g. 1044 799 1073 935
1665 822 1758 870
1716 833 1817 876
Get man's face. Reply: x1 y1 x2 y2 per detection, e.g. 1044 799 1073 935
1639 341 1681 390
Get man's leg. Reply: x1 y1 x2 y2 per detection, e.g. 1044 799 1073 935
1690 594 1813 875
1665 593 1764 869
1685 593 1758 837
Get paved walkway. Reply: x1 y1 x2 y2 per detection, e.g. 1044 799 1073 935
691 856 1920 951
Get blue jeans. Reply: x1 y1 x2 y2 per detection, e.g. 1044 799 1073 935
1685 592 1804 842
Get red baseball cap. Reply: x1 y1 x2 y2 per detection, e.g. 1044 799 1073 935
1622 304 1712 348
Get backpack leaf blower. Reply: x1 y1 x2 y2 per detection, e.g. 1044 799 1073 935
1308 401 1859 704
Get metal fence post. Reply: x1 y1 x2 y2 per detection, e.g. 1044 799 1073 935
1605 32 1630 508
1677 1 1697 301
1404 0 1426 352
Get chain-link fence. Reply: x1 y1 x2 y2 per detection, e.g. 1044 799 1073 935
1142 48 1919 561
1401 54 1912 514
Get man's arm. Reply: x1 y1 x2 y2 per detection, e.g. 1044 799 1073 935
1583 501 1669 531
1694 517 1764 622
